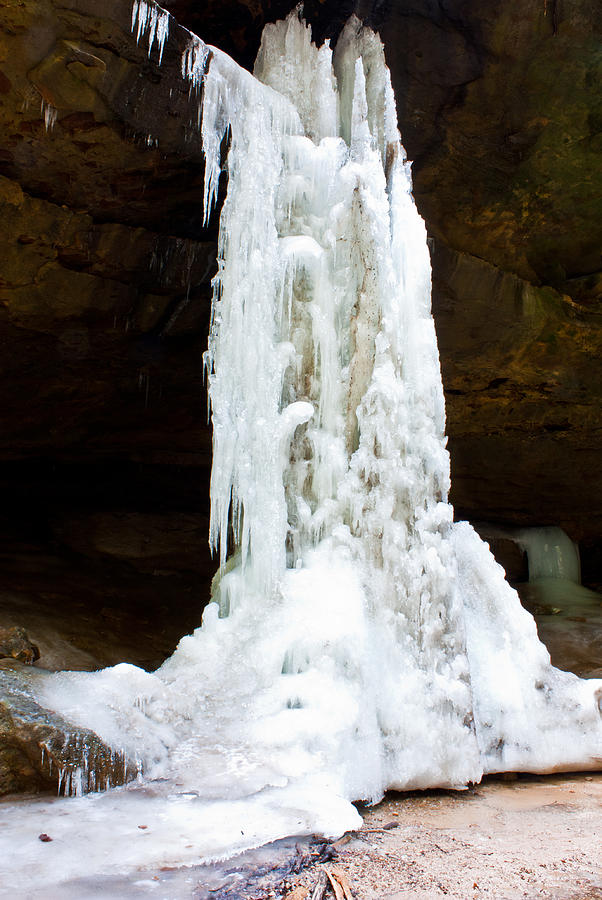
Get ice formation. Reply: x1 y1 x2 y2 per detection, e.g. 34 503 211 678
41 98 58 132
517 526 582 584
132 0 170 65
1 5 600 893
515 524 602 613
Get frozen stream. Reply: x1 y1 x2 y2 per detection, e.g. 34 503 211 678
0 4 600 895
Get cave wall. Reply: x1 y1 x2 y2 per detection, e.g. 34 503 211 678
0 0 601 584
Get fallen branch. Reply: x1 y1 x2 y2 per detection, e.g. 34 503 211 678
361 821 400 833
309 869 329 900
325 866 355 900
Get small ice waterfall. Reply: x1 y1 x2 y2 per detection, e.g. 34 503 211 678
517 526 582 584
1 6 599 892
515 525 602 619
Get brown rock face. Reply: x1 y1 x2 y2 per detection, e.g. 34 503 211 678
0 0 599 684
0 627 39 664
0 661 136 795
431 240 602 541
0 0 215 463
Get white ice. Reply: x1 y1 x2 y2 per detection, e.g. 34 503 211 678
132 0 170 65
517 525 582 583
0 5 600 895
516 524 602 625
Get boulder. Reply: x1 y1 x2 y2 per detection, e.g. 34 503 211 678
0 627 40 665
0 661 136 795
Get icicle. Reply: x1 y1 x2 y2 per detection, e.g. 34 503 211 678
132 0 170 65
182 36 210 94
41 99 57 131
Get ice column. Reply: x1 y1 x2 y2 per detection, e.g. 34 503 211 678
198 10 601 794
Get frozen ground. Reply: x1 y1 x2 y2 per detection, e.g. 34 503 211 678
5 772 598 899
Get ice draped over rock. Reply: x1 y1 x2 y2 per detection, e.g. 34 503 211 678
0 6 599 892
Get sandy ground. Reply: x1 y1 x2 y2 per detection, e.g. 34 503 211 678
284 774 602 900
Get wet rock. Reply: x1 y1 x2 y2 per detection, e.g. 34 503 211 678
0 660 136 796
0 626 40 665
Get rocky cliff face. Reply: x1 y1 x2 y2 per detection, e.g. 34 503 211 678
0 0 600 595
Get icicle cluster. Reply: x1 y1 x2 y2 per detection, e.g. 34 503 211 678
41 99 58 131
132 0 170 64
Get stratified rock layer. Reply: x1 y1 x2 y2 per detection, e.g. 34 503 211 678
0 0 214 468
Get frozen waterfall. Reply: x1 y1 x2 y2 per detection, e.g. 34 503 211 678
192 8 601 787
0 5 600 893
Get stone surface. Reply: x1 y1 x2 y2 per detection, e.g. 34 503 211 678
0 514 211 672
50 510 209 574
0 0 215 474
0 660 136 795
431 241 602 540
0 627 40 665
